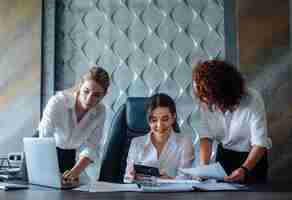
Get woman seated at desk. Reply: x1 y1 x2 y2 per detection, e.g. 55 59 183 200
38 66 110 183
124 93 194 183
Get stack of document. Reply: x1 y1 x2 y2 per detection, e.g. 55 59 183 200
154 178 248 191
179 162 227 180
75 181 194 193
74 181 141 192
75 167 248 193
140 184 194 192
191 181 248 191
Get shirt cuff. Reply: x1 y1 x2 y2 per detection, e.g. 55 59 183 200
251 137 272 149
79 147 97 162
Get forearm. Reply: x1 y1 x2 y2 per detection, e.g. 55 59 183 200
224 146 267 182
199 138 212 165
71 156 91 175
242 146 266 170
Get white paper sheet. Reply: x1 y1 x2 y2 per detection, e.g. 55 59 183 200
155 178 201 185
140 184 194 192
179 162 227 180
191 182 248 191
153 178 247 191
74 181 141 192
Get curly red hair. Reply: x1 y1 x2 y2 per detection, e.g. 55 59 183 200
192 60 246 112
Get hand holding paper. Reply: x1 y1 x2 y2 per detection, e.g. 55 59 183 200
179 162 227 180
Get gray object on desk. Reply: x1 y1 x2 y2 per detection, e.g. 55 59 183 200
23 137 78 189
0 182 28 191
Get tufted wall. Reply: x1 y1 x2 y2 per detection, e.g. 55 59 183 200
54 0 225 142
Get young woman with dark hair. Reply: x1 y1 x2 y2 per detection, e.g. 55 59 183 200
124 93 194 182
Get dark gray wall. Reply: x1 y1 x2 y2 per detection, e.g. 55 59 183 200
238 0 292 182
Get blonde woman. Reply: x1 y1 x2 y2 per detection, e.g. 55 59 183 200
38 66 110 183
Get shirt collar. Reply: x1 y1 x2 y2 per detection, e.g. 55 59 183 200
145 130 176 148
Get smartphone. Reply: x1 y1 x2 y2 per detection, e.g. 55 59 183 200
133 164 160 177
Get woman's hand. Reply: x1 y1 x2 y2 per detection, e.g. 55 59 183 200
61 156 91 184
129 168 137 180
124 166 136 183
159 170 174 180
224 167 245 182
62 169 80 185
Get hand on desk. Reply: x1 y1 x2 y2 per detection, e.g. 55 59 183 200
224 168 245 182
159 170 174 180
62 169 80 185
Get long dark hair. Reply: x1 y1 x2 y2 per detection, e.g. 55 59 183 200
146 93 180 133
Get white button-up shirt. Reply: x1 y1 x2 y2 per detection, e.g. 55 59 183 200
38 91 106 162
196 88 272 152
124 131 194 182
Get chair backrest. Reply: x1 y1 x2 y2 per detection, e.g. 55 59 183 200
99 97 149 183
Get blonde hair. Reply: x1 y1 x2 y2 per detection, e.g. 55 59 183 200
71 66 110 94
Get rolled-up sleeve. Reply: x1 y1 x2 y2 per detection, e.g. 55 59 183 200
196 107 213 139
250 92 272 149
79 106 106 162
38 95 61 137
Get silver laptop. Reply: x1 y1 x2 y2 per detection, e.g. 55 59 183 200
23 137 78 189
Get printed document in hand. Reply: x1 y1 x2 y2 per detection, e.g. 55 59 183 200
179 162 227 180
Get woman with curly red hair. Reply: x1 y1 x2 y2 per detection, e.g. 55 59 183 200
192 60 272 184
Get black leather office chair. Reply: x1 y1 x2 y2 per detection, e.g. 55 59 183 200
98 97 150 183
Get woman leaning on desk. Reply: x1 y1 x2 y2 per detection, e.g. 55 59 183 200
192 60 272 184
124 93 194 183
38 66 110 183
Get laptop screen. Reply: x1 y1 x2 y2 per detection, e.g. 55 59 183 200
23 137 61 188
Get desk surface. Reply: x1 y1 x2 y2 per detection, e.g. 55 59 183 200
1 183 292 200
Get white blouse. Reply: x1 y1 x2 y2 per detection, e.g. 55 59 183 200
196 88 272 152
124 132 194 182
38 91 106 162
